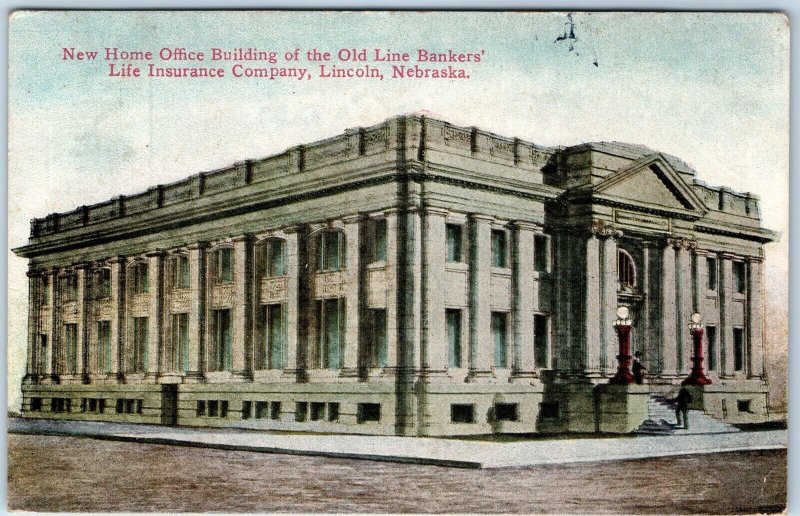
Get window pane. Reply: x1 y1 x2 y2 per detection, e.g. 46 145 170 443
267 304 284 369
491 230 507 267
733 328 745 371
325 299 342 369
492 312 508 368
374 220 387 262
447 309 461 368
372 309 387 368
733 262 746 294
179 256 190 288
706 258 717 290
706 326 717 371
534 235 548 272
446 225 462 263
267 240 286 277
325 232 341 271
218 248 232 282
534 314 548 369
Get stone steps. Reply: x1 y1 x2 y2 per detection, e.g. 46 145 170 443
635 394 740 436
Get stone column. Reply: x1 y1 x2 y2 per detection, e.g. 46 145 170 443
676 240 694 374
747 257 765 378
47 269 60 379
340 215 362 378
600 230 620 374
512 221 537 378
282 227 301 378
639 242 652 363
24 271 40 381
660 240 678 377
186 243 206 381
468 214 494 379
232 235 253 380
146 252 163 379
382 210 400 373
75 264 89 381
422 208 449 375
720 255 734 377
584 229 602 375
109 257 125 379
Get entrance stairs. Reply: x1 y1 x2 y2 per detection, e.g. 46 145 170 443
635 393 740 436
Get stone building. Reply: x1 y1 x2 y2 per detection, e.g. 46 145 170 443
13 115 776 436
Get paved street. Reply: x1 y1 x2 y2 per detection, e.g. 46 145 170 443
8 434 786 513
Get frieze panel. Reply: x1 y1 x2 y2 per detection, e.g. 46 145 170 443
367 268 387 308
61 301 78 323
490 274 512 310
130 293 150 316
489 138 515 161
314 271 345 299
363 125 390 155
443 125 472 150
261 277 288 304
170 288 190 313
38 308 50 332
305 135 355 168
211 284 235 308
95 299 113 320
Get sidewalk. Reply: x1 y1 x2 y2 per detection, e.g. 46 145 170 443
8 417 787 469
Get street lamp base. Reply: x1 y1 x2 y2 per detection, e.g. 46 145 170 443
682 373 712 386
609 369 635 385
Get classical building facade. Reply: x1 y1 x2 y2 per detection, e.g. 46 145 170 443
14 115 776 436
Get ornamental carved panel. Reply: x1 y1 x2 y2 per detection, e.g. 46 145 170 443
314 271 345 299
211 284 235 308
130 293 150 316
170 288 190 313
61 301 78 322
261 277 288 304
95 299 113 320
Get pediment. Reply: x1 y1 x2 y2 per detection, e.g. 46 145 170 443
592 154 708 214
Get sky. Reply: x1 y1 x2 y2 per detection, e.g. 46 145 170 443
7 11 790 410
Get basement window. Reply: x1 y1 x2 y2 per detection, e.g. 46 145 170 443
357 403 381 423
539 402 560 420
450 404 475 424
737 400 752 413
495 403 519 422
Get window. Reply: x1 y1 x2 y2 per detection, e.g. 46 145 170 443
131 317 148 373
64 323 78 375
357 403 381 423
41 276 50 305
373 219 387 262
539 402 560 420
216 247 233 283
264 239 287 277
37 334 47 376
733 261 746 294
367 309 387 368
317 299 344 369
242 401 252 419
534 314 549 369
211 309 232 372
97 320 111 374
171 255 190 289
618 249 636 290
317 231 345 272
733 328 745 372
30 398 42 412
311 402 326 421
131 262 149 294
450 404 475 423
491 229 507 268
534 235 549 272
270 401 281 420
255 401 269 419
737 400 752 413
295 402 308 422
446 309 462 368
706 325 717 371
327 402 340 422
196 400 206 416
264 304 285 370
492 312 508 368
135 399 142 415
495 403 519 422
63 274 78 302
220 400 229 418
169 313 189 373
96 268 111 299
706 257 718 291
446 224 463 263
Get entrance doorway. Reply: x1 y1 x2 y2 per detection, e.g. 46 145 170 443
160 384 178 426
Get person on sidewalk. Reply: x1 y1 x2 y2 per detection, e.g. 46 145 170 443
632 351 647 384
675 386 692 429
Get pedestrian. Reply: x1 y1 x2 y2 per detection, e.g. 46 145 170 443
675 386 692 429
632 351 646 384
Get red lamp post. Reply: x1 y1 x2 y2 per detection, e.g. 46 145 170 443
610 306 634 385
683 312 712 386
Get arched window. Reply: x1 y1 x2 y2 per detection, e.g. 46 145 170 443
618 249 636 290
263 238 287 277
316 230 345 272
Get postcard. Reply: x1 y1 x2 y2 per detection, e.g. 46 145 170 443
7 10 789 513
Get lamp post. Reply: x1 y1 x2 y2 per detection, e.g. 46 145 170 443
610 306 634 385
683 312 711 386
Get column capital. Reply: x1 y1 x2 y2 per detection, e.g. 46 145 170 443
341 214 363 224
692 247 710 256
108 255 127 265
746 256 764 264
232 234 254 243
42 267 60 276
718 252 740 261
186 241 208 251
666 237 696 250
469 213 494 223
424 206 450 217
26 269 42 278
510 220 542 232
145 249 165 258
590 220 622 240
281 225 301 234
73 262 92 271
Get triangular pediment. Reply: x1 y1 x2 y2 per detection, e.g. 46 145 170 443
592 154 708 214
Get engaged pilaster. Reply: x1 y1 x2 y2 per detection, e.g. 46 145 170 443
659 239 679 377
109 256 125 380
747 257 765 378
232 235 254 380
75 264 90 383
186 242 206 382
421 207 449 376
467 214 494 380
511 221 538 379
145 251 164 380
